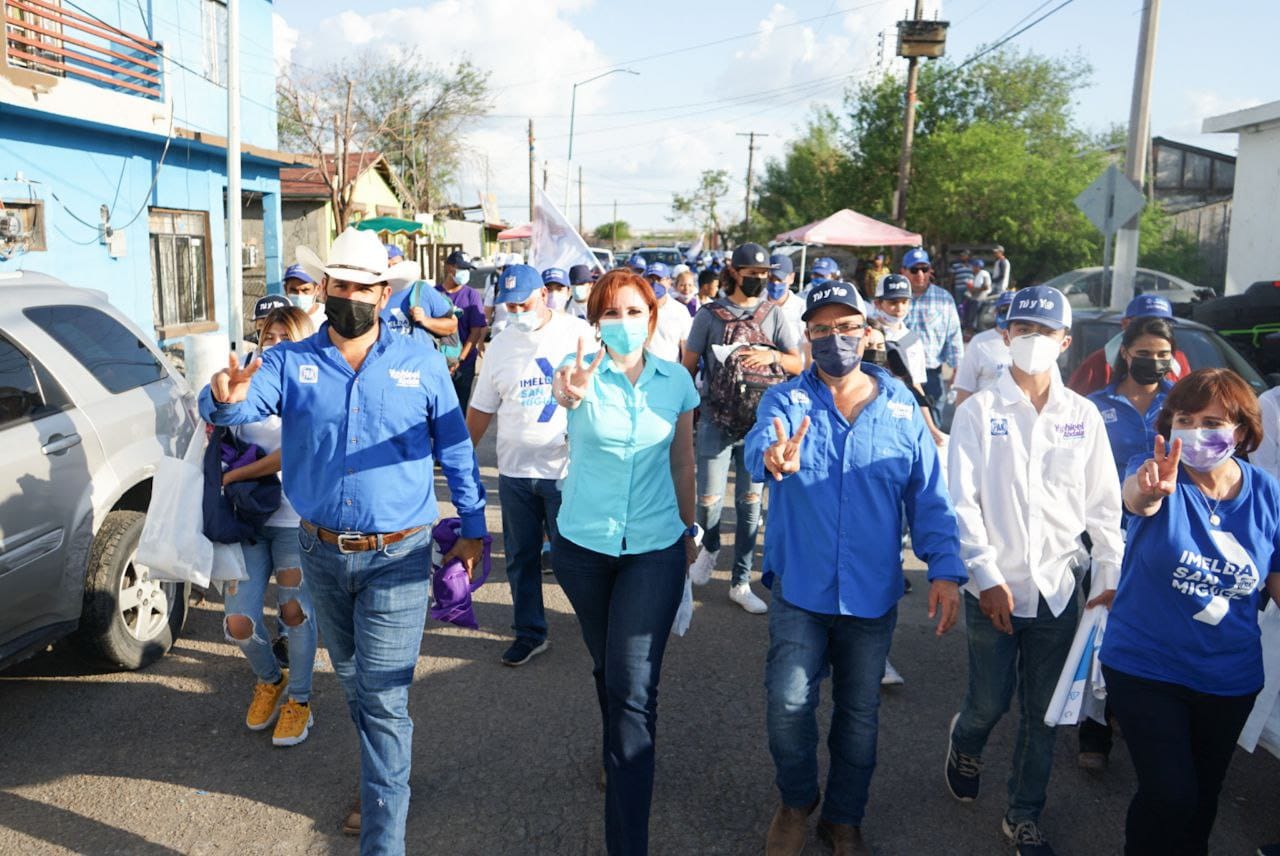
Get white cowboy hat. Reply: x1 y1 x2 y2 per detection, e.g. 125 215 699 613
296 227 417 286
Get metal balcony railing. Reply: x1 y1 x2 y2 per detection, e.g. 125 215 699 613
3 0 162 99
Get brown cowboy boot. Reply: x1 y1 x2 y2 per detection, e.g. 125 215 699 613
817 819 870 856
341 788 360 836
765 798 818 856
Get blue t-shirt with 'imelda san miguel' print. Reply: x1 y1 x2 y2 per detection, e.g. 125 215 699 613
1101 457 1280 696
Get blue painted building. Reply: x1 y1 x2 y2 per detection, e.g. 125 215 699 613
0 0 292 344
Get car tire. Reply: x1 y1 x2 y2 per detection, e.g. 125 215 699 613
68 510 188 670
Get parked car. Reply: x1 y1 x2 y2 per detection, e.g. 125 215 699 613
1060 309 1273 393
589 247 615 270
629 247 685 267
0 271 197 671
1040 266 1215 309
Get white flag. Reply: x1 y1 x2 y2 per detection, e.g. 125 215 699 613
686 233 704 261
531 187 603 272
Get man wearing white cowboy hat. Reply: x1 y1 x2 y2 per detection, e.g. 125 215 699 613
200 226 487 856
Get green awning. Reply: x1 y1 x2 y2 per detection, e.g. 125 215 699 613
353 216 427 234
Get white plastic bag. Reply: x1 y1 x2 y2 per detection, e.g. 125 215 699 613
136 426 214 588
672 576 694 637
207 542 248 595
1045 605 1108 727
1239 601 1280 757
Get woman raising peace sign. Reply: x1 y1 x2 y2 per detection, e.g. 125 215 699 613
550 270 700 856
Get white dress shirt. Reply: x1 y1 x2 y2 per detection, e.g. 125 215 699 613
947 370 1124 617
953 328 1011 394
650 296 693 362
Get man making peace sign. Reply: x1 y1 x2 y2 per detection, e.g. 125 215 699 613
744 281 965 856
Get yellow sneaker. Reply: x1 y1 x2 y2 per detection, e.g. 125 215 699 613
272 699 313 747
245 671 288 731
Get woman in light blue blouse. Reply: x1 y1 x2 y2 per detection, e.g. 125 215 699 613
552 269 700 856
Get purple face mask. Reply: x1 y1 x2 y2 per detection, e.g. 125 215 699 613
1169 426 1237 472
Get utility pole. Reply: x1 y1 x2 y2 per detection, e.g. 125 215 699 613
226 0 243 349
612 199 618 251
527 119 535 222
542 161 548 192
737 131 768 230
893 0 925 227
577 165 584 236
1109 0 1161 310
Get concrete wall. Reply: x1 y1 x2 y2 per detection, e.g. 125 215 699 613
1223 127 1280 294
1169 199 1232 292
281 199 328 273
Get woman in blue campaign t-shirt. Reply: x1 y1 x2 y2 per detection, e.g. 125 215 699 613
1087 317 1175 481
1101 368 1280 856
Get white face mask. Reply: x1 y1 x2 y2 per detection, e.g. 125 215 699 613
289 293 314 312
511 310 541 333
1008 333 1061 375
546 290 566 311
571 285 590 303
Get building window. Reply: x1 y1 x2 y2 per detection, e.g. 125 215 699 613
0 200 46 252
149 208 214 335
202 0 227 84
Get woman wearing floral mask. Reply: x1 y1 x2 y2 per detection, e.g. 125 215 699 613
1103 367 1280 856
550 270 699 856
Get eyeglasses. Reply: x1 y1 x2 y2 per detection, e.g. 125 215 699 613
807 321 866 339
908 266 931 274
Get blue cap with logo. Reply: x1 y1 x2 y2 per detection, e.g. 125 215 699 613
495 264 544 303
643 262 671 280
901 247 931 269
627 253 647 271
384 243 404 260
731 242 777 269
1007 285 1072 330
283 264 315 285
875 273 912 300
995 290 1016 310
541 267 569 287
811 256 839 276
803 280 866 322
569 264 595 285
769 253 794 277
1124 293 1173 320
445 250 476 270
253 294 292 320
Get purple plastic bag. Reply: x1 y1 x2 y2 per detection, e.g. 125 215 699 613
429 518 492 629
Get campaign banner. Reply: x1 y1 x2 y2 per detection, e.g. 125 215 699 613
531 187 603 273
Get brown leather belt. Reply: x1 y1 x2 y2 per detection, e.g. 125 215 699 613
301 520 426 553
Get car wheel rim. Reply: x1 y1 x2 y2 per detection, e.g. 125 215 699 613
117 549 172 641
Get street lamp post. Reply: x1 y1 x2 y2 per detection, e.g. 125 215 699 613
566 68 638 214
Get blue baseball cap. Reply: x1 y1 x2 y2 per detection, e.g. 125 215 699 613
283 264 315 285
627 253 647 271
253 294 292 320
803 280 866 322
811 257 839 276
568 264 595 285
1007 285 1072 330
731 242 777 269
995 290 1016 310
384 243 404 260
901 247 931 269
541 267 569 287
972 258 985 269
875 274 912 300
495 264 544 303
1124 293 1173 320
643 262 671 280
769 253 794 277
445 250 476 270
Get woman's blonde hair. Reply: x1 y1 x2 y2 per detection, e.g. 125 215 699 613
259 305 314 345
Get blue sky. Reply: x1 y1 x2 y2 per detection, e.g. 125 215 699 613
273 0 1276 232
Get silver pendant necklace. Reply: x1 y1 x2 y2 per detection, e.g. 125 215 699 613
1201 489 1225 527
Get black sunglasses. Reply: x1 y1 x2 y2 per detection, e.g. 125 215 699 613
909 266 931 274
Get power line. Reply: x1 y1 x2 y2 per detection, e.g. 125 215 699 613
956 0 1077 69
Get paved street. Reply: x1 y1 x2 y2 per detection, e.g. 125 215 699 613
2 428 1277 856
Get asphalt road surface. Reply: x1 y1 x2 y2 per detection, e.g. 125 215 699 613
2 427 1277 855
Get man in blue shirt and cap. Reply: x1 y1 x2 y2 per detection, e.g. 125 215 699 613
201 227 487 856
746 279 965 856
901 247 964 413
800 256 839 298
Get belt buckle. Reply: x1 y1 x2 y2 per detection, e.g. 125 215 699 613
336 531 364 554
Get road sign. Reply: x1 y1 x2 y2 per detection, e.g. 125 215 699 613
1074 164 1146 236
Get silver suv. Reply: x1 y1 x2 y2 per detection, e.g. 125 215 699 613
0 271 197 670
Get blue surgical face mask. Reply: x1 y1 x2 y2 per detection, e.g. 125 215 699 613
599 317 648 355
453 269 471 286
289 293 314 312
767 280 788 300
572 285 591 302
511 310 541 333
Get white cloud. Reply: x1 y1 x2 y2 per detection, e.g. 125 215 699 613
272 12 299 75
1155 88 1266 155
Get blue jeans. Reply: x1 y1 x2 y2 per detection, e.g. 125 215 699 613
224 524 317 702
300 524 432 856
695 419 761 586
552 533 686 856
498 475 561 644
765 576 898 826
951 591 1079 824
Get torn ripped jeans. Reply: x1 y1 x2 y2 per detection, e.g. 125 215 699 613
224 524 316 703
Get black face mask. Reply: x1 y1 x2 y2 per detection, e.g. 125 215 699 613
738 275 766 298
1128 356 1172 385
864 348 888 367
326 294 379 339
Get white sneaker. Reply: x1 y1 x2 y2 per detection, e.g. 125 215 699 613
729 583 768 614
881 660 905 686
688 547 719 585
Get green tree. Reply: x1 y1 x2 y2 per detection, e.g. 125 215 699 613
671 169 731 243
593 221 631 244
752 108 851 239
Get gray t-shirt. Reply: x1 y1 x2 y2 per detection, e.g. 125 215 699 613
686 297 802 390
